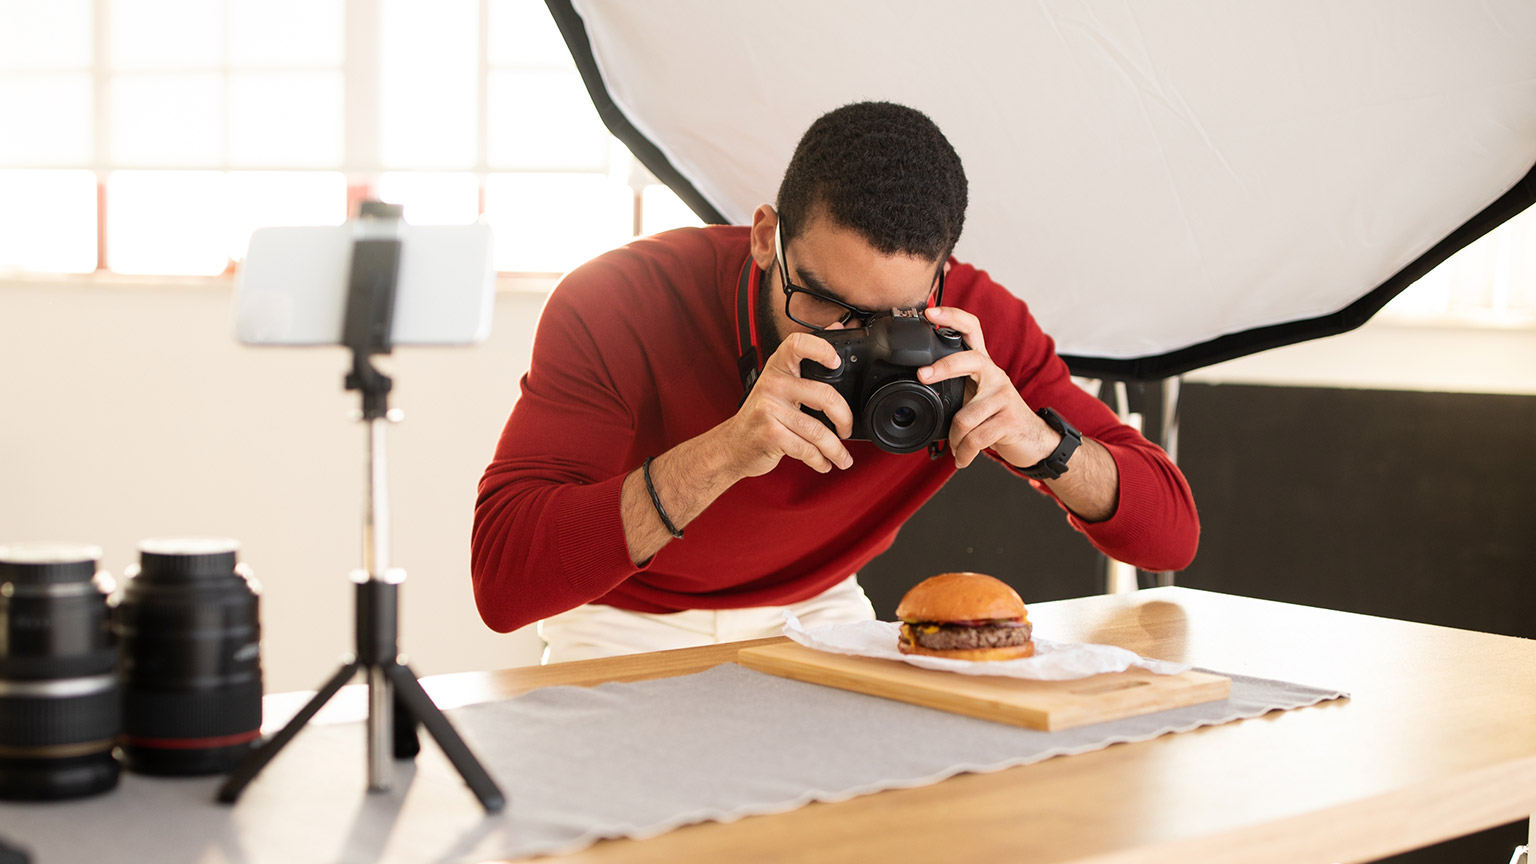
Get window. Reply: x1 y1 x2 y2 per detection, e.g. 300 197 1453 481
1381 202 1536 324
0 0 703 278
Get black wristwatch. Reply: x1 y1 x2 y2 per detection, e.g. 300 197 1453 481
1019 408 1081 480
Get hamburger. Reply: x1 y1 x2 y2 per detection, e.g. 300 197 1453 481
895 572 1035 661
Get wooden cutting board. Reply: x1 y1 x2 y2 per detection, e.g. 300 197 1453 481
736 641 1230 731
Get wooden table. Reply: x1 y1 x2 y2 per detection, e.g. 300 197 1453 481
296 587 1536 863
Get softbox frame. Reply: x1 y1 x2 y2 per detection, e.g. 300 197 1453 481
548 0 1536 380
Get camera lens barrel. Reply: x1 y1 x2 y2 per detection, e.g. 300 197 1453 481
863 381 948 454
114 538 263 776
0 543 121 801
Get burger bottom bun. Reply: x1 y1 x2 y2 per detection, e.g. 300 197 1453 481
897 640 1036 662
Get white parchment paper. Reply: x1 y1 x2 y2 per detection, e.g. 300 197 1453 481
783 614 1189 680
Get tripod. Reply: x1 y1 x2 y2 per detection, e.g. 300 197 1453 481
218 204 505 812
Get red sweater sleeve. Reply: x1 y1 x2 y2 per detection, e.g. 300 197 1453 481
471 227 743 632
966 263 1200 571
471 261 647 633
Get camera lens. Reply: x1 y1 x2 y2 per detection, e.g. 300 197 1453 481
114 538 262 776
863 381 946 454
0 543 121 801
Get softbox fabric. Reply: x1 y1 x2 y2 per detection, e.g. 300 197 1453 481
552 0 1536 378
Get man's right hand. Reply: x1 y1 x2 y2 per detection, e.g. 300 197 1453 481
717 331 855 478
621 332 855 566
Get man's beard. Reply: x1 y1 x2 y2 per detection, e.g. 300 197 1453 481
755 266 785 361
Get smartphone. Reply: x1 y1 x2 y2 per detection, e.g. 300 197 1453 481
235 221 496 346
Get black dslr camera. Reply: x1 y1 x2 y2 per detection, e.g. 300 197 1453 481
799 309 969 454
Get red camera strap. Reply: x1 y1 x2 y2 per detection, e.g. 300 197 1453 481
734 256 762 396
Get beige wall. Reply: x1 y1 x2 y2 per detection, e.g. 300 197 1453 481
0 275 550 692
3 275 1532 694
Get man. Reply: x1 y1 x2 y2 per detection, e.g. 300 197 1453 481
473 102 1198 662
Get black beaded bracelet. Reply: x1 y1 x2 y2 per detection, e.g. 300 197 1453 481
642 457 684 539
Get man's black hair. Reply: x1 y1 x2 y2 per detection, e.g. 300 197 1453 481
776 101 968 262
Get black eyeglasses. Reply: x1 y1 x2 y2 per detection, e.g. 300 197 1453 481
774 220 945 331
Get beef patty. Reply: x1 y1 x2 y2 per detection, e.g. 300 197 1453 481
905 620 1033 651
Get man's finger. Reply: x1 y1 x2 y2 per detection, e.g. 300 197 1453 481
794 379 855 439
925 306 987 355
919 350 984 387
768 331 841 375
786 410 854 469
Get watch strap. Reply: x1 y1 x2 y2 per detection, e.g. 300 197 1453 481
1019 407 1081 480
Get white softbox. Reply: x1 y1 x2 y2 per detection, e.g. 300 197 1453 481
548 0 1536 379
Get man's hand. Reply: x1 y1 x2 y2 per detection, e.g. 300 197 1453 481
717 331 856 477
918 306 1120 522
917 306 1055 470
621 332 856 566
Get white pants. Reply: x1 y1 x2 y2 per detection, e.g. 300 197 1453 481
536 575 876 664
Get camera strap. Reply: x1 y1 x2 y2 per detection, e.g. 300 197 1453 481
735 257 762 398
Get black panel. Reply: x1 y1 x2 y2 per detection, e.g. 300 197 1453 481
858 457 1104 618
1177 384 1536 641
865 382 1536 633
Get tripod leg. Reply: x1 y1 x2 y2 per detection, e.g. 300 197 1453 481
217 660 361 804
393 683 421 759
385 663 506 813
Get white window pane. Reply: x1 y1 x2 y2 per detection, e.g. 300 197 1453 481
1382 271 1452 318
0 74 93 165
227 171 346 261
0 170 97 274
229 72 343 167
488 0 573 68
485 173 633 273
0 0 92 70
377 172 481 225
1385 204 1536 321
380 0 477 168
107 171 228 275
111 73 223 167
487 69 609 172
229 0 343 67
1505 207 1536 312
110 0 223 70
642 184 705 236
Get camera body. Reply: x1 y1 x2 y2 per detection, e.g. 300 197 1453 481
799 310 969 454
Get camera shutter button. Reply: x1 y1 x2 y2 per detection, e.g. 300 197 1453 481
936 328 964 348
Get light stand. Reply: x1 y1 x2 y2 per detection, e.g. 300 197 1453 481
1096 375 1182 592
218 202 505 812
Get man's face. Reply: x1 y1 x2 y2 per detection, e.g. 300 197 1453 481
753 208 944 357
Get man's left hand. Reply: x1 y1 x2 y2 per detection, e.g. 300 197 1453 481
917 306 1059 470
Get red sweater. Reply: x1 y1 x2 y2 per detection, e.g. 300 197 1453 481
472 227 1197 633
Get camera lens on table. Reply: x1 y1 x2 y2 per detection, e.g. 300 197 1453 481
114 538 263 776
0 543 121 801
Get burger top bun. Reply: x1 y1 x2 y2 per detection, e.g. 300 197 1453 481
895 572 1027 623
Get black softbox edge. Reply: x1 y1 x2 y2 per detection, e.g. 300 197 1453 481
1066 162 1536 381
547 0 729 226
547 0 1536 381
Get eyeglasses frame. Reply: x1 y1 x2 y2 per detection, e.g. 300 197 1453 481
774 218 945 331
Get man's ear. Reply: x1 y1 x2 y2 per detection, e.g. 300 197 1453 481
749 205 778 272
